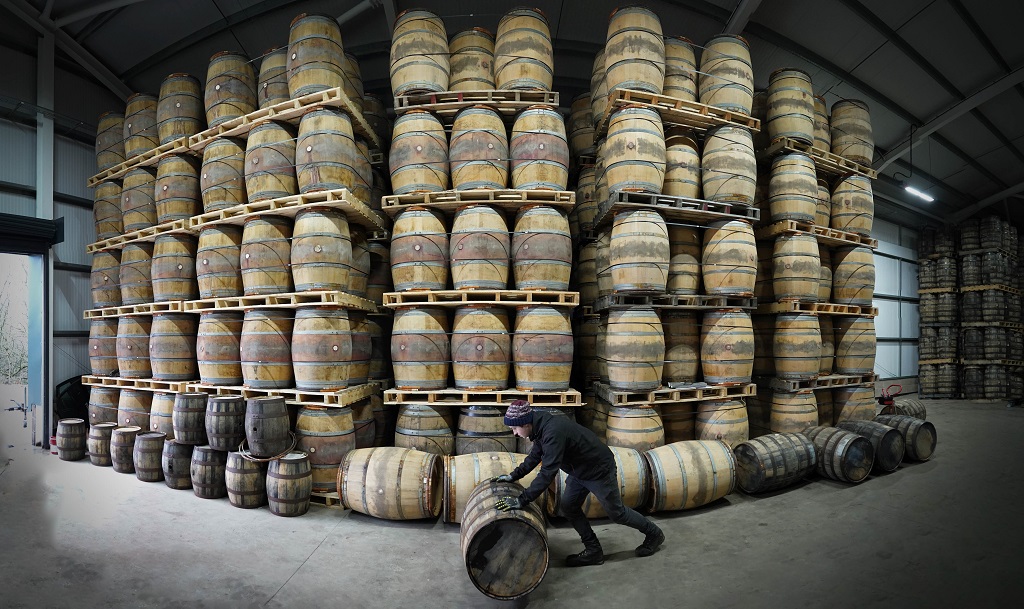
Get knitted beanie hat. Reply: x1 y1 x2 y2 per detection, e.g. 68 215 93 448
504 400 533 426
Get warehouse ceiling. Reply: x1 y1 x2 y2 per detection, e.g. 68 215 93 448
2 0 1023 225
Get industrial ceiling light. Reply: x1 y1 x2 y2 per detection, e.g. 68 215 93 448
904 186 935 202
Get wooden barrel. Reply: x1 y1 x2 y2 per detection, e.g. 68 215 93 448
577 243 598 304
510 106 569 190
295 406 355 492
196 226 242 298
244 396 291 458
659 35 696 100
205 395 247 451
802 425 874 483
350 400 376 449
833 386 876 425
449 28 495 91
149 313 197 381
95 112 125 172
700 310 754 384
664 131 700 199
225 451 267 507
836 420 904 473
769 391 818 433
494 7 552 90
772 233 820 301
295 107 359 194
290 207 351 292
287 13 345 98
882 398 928 421
366 316 388 380
819 315 835 375
606 406 664 450
766 68 814 144
133 431 167 482
351 138 374 205
513 306 573 391
604 5 665 94
449 106 508 190
339 446 442 519
610 209 669 293
595 230 612 297
56 418 87 461
662 311 700 383
575 166 597 231
389 111 449 194
292 308 352 391
191 445 228 498
172 393 209 445
512 205 572 290
150 392 174 437
698 35 753 113
456 406 517 455
605 307 664 391
873 414 936 461
116 316 151 379
831 175 874 236
123 93 158 158
818 244 832 301
389 9 449 95
815 179 831 228
371 397 395 447
241 215 293 295
645 440 736 511
91 250 121 308
831 246 875 306
813 95 830 150
204 51 256 128
89 387 119 425
835 317 876 374
349 314 372 385
240 309 294 389
545 445 647 518
156 73 204 144
121 167 157 232
702 125 756 204
831 99 874 166
733 432 817 493
116 393 149 436
751 314 774 378
154 155 201 223
702 219 756 296
394 404 454 455
88 318 118 376
245 120 297 203
161 439 195 489
197 312 242 385
461 479 548 600
119 243 153 305
450 205 510 290
451 306 511 390
569 93 596 157
339 48 366 109
110 426 141 474
695 399 748 448
200 137 247 212
87 422 117 466
445 452 539 523
93 182 123 241
604 105 666 193
392 206 449 290
774 313 821 379
340 229 368 297
590 48 609 127
391 307 449 390
257 47 289 108
768 153 817 223
367 242 392 304
151 234 198 302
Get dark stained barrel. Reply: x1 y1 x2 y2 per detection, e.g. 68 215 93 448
56 418 87 461
837 420 905 473
191 445 228 499
802 425 874 483
267 452 313 517
205 395 247 452
245 396 291 458
874 414 937 461
172 393 209 445
133 431 167 482
162 440 195 489
733 432 817 493
225 451 268 508
110 426 141 474
87 422 117 466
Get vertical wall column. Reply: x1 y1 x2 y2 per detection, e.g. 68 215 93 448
34 32 55 438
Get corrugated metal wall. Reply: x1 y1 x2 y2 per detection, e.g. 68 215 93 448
53 202 95 265
55 137 95 200
54 338 89 382
53 271 90 333
0 119 37 187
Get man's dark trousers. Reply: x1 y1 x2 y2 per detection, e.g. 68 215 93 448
560 468 658 549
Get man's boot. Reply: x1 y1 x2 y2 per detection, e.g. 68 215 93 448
635 526 665 557
566 544 604 567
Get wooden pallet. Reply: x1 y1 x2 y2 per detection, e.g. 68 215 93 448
85 218 192 253
756 373 877 392
369 377 393 391
960 359 1024 367
594 382 756 407
381 189 575 216
383 290 579 308
593 293 757 312
756 301 878 317
393 89 559 123
961 321 1024 329
82 300 186 319
185 381 380 407
594 89 760 138
593 190 760 230
384 388 582 406
757 137 878 179
81 375 194 393
918 287 958 294
918 358 958 365
959 284 1022 295
183 290 378 313
310 491 344 509
958 247 1017 259
918 321 957 327
86 137 195 187
754 220 878 249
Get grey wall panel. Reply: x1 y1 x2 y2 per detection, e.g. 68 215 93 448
0 119 36 187
54 271 90 333
902 345 919 378
53 203 95 266
53 337 89 382
874 299 901 338
875 343 901 378
874 254 900 296
900 260 919 297
900 301 920 339
54 137 96 199
0 192 35 217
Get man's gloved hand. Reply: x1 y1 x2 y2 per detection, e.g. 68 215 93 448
495 496 523 512
490 474 513 483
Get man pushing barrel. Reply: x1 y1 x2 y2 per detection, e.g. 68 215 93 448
492 401 665 566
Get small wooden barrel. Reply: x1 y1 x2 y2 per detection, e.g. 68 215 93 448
56 418 87 461
577 243 598 304
266 451 313 517
449 28 496 91
772 233 820 301
391 207 449 290
367 242 392 304
445 452 538 523
95 111 125 172
456 406 517 455
392 307 450 390
156 73 204 144
702 219 757 296
204 51 256 128
881 399 927 421
769 153 817 223
461 479 548 600
590 48 609 127
831 99 874 166
546 445 648 518
604 5 665 94
291 207 351 292
93 182 123 240
733 432 817 493
605 307 664 391
154 155 201 223
162 440 195 489
363 94 390 144
394 404 455 455
389 9 449 95
89 387 119 425
450 205 510 290
88 318 118 376
149 392 175 437
87 422 118 466
569 93 595 157
606 406 664 451
833 386 876 425
245 120 297 203
837 420 905 473
663 36 696 101
596 230 612 297
513 306 573 391
873 414 936 461
695 399 748 448
389 111 449 194
698 35 753 113
664 131 700 198
831 246 875 306
257 47 289 108
133 431 167 482
197 312 243 385
766 68 814 144
339 446 442 518
452 306 511 390
116 316 151 379
225 451 267 508
91 250 121 308
351 139 374 206
240 309 294 389
119 243 152 305
604 105 666 193
121 167 157 232
450 106 509 190
645 440 736 511
123 93 158 158
205 395 247 451
245 396 291 458
351 400 376 449
831 175 874 236
667 224 701 295
349 314 372 385
172 393 209 445
813 96 831 150
241 215 293 295
609 209 669 293
494 7 553 90
200 137 247 212
802 425 874 483
701 310 754 384
818 244 832 301
702 125 756 204
149 313 197 381
835 317 876 374
512 205 572 290
296 107 359 194
575 166 597 231
292 308 352 391
196 225 242 298
110 426 141 474
815 179 831 228
151 234 198 302
774 314 821 380
662 311 700 383
769 391 818 434
510 106 569 190
191 445 228 499
288 13 345 98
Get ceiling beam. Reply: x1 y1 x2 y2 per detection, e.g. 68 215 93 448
381 0 396 35
54 0 155 27
952 181 1024 221
723 0 761 34
947 0 1024 106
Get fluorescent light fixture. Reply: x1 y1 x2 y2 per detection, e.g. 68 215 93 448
904 186 935 202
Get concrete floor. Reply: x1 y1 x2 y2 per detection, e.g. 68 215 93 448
1 398 1022 608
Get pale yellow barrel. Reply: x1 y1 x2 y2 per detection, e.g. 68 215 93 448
819 315 835 375
257 47 289 109
241 215 293 295
394 404 454 455
774 313 821 380
240 309 294 389
831 175 874 236
154 155 201 223
512 205 572 291
450 205 510 290
569 93 596 157
389 110 449 194
696 399 748 449
609 209 669 293
204 51 257 128
831 99 874 166
292 308 352 391
494 7 553 90
590 48 609 128
121 167 157 232
456 406 517 455
244 120 297 203
123 93 158 158
89 386 120 425
95 111 125 172
575 166 598 231
446 452 539 523
772 233 820 301
296 107 360 195
577 243 598 304
833 386 876 424
341 53 364 113
118 391 152 430
116 316 151 379
831 246 875 306
91 250 121 308
291 207 352 292
751 314 775 378
606 406 664 451
118 243 152 305
390 9 449 95
287 13 345 98
813 95 830 150
604 105 666 193
196 225 242 298
392 307 449 390
451 306 511 390
339 446 443 516
835 317 876 375
450 106 509 190
698 35 753 114
815 178 831 227
391 207 448 291
664 131 701 198
352 138 373 206
197 311 243 385
200 137 247 212
89 318 119 376
605 307 664 391
701 310 754 384
667 225 701 295
151 234 199 302
513 306 573 391
818 245 832 302
596 230 613 297
662 311 700 384
295 406 355 493
663 36 697 101
594 139 609 213
769 153 817 223
348 228 370 298
702 125 756 204
604 5 665 94
449 28 495 91
149 313 198 381
645 440 736 511
93 182 123 241
769 391 818 434
702 219 756 296
510 106 569 190
766 68 814 144
156 73 204 145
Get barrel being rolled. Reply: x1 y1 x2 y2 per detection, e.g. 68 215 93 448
644 440 736 511
802 425 874 483
733 432 817 493
445 452 540 523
